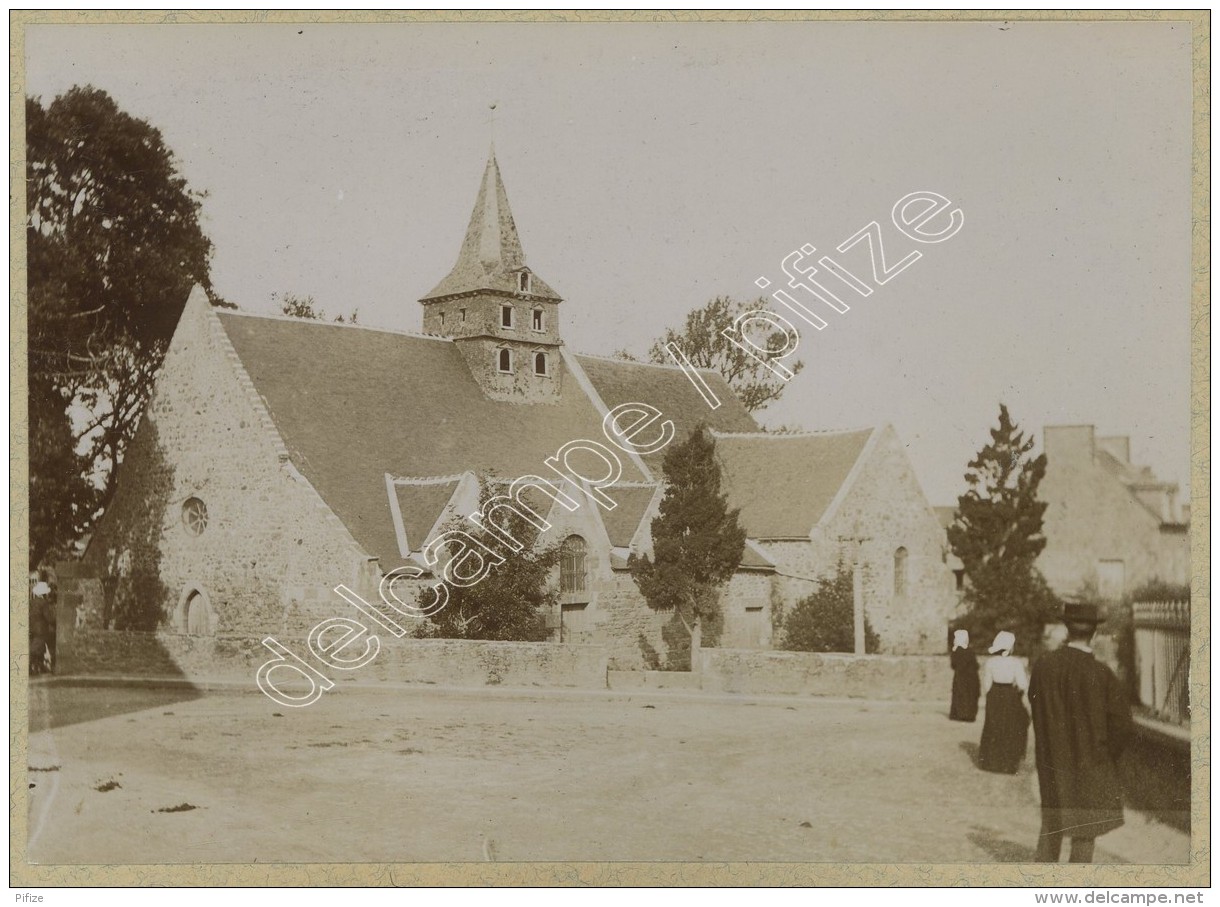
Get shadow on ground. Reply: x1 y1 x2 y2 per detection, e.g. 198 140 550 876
958 740 980 769
29 682 203 732
968 825 1037 862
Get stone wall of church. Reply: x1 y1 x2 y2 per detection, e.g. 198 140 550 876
719 571 776 649
454 335 563 403
757 427 955 655
820 426 956 654
74 295 371 644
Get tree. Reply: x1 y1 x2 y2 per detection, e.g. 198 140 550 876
948 404 1059 652
629 426 747 670
27 86 216 566
414 477 558 641
779 562 880 654
274 292 358 324
647 296 804 412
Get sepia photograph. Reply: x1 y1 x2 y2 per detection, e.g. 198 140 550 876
12 10 1207 889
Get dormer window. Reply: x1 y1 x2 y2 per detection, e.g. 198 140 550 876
532 308 544 332
501 305 514 329
497 348 513 373
534 352 548 376
519 272 531 293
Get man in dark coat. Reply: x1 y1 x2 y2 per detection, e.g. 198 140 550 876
1028 601 1133 862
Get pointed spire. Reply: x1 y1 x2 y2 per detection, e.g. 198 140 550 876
421 151 561 302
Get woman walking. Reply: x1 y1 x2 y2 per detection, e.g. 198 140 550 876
978 630 1030 774
949 629 980 721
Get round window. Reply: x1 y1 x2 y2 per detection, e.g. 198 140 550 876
182 497 209 536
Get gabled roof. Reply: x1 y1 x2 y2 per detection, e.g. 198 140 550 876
711 428 876 538
421 152 561 303
216 311 648 568
598 482 658 548
575 354 758 472
389 475 464 556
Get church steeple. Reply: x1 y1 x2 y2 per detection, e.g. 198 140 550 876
421 152 561 304
420 151 565 404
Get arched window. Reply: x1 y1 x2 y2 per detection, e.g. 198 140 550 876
534 352 547 376
519 272 531 293
894 546 908 598
560 535 588 593
497 348 513 373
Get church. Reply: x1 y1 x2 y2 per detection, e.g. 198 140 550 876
60 152 956 673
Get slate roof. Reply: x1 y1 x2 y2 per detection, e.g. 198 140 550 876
391 477 463 556
218 312 648 568
598 483 658 548
711 428 876 538
575 354 758 473
421 153 561 303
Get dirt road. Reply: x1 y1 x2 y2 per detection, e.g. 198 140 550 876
25 682 1189 865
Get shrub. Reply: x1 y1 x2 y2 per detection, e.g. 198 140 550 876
780 563 880 654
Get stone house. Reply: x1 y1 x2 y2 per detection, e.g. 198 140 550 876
1037 425 1189 600
60 152 955 672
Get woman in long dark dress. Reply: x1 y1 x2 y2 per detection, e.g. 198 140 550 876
949 630 980 721
978 631 1031 774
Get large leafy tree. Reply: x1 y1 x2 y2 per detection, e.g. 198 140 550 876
629 426 746 669
948 404 1059 651
644 296 804 412
26 86 218 566
415 477 558 641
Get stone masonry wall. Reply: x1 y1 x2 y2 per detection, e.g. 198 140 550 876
1039 428 1187 597
699 648 950 701
77 292 371 643
759 426 956 655
57 627 608 691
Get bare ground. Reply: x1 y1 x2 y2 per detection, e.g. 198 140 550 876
25 682 1190 865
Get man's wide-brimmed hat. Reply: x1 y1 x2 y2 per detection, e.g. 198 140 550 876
1063 600 1103 625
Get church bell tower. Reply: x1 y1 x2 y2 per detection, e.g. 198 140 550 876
420 152 564 403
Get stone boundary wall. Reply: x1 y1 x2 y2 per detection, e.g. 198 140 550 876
56 628 610 690
363 639 608 689
698 648 950 701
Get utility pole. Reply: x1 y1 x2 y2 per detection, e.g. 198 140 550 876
839 534 872 655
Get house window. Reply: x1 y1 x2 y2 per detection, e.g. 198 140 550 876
532 308 544 331
894 546 908 598
534 352 547 376
439 311 446 328
497 348 513 373
953 569 966 592
460 308 467 322
501 305 514 328
182 497 208 536
560 535 588 593
519 272 531 293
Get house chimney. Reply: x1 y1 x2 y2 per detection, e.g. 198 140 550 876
1043 425 1095 464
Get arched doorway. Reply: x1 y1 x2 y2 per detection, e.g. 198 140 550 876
176 584 215 636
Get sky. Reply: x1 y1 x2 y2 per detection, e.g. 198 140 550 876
23 18 1196 505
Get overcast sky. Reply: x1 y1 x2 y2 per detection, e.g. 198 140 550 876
24 19 1195 505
